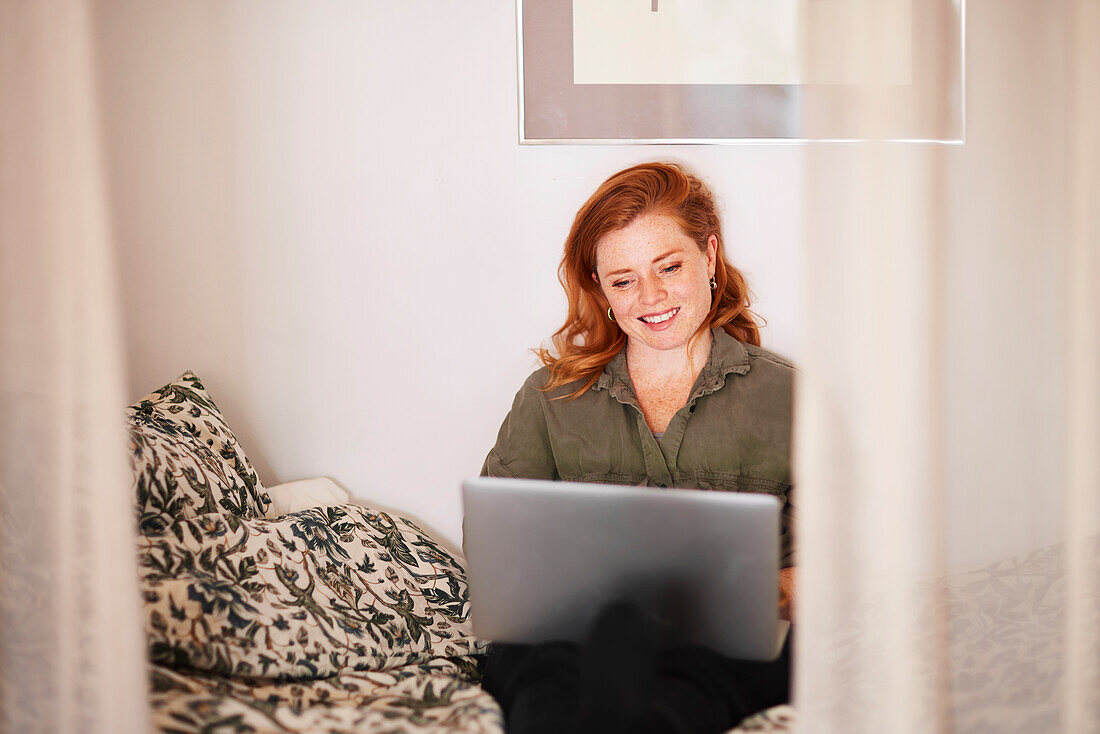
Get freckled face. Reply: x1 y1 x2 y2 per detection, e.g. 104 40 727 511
594 213 717 355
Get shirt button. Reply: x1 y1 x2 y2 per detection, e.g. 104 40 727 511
688 404 696 413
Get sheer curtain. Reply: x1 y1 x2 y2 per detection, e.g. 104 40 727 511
796 0 1100 732
0 0 148 731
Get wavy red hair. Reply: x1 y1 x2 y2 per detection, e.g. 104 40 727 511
537 162 762 398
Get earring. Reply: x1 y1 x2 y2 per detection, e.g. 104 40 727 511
607 307 616 322
709 277 717 291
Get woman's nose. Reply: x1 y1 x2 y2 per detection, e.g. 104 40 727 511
638 275 665 305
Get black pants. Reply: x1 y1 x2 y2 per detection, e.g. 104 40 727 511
482 603 791 734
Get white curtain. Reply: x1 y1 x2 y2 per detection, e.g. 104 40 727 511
4 1 1097 732
0 0 149 731
796 0 1100 732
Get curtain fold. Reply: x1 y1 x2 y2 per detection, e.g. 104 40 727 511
1064 1 1100 730
796 0 1100 732
0 0 149 731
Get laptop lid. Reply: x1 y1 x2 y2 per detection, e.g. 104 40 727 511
461 476 785 661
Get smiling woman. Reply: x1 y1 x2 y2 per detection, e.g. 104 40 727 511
594 213 718 433
597 215 715 359
479 162 796 733
539 162 762 401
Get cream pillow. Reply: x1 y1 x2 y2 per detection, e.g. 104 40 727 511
263 476 350 518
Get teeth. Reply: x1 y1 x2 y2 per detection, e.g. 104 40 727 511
640 308 678 324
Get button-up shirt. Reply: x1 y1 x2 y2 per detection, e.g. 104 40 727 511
482 328 796 567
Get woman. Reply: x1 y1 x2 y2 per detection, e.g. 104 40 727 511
480 162 795 734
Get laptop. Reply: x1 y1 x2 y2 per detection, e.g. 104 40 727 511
461 476 788 661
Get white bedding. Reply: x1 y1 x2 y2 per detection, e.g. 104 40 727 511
262 476 351 517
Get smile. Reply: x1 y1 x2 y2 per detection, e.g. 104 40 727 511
639 308 679 324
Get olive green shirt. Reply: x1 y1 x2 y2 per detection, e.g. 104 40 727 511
481 328 796 568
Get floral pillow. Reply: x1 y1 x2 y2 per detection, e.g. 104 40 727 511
139 504 486 678
128 371 270 532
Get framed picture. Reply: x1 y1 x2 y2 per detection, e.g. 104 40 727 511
518 0 964 143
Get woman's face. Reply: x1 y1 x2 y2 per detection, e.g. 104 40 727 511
594 213 718 356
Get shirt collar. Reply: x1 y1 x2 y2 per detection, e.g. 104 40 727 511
594 327 751 398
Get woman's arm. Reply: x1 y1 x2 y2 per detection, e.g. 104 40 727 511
481 370 558 480
778 567 796 622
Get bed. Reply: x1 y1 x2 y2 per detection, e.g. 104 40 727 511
130 371 794 733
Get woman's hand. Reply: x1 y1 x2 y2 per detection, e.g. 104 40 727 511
778 567 796 622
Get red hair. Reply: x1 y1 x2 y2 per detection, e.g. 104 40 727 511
538 162 762 398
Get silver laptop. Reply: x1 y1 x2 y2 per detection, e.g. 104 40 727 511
461 476 787 661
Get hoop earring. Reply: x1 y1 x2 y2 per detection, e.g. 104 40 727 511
607 307 616 322
709 277 717 291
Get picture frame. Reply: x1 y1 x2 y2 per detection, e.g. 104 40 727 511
518 0 965 144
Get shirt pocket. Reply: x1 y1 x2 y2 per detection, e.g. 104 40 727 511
550 426 646 480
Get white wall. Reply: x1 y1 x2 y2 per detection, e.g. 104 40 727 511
95 1 802 548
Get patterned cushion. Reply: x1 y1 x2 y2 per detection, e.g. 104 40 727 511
139 504 486 678
128 371 270 531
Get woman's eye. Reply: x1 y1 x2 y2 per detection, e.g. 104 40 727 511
612 279 632 289
661 263 682 274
